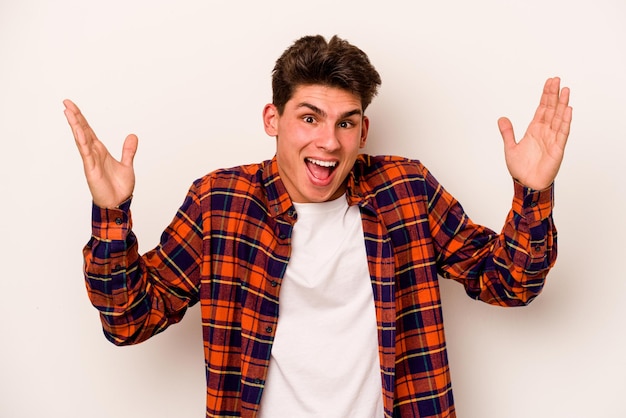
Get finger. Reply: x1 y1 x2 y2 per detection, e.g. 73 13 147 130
63 100 92 145
498 117 516 148
545 77 561 119
64 105 92 158
555 103 573 149
547 77 561 110
63 100 102 172
63 99 87 133
63 99 100 144
551 86 570 132
63 98 79 113
534 77 561 125
121 134 139 167
63 99 81 135
64 100 95 167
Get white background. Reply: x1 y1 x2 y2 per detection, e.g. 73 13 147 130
1 0 625 417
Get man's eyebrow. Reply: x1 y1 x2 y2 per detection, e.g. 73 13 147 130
340 109 363 119
297 102 362 119
297 102 327 117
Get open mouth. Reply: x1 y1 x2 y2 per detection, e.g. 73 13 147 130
305 157 338 181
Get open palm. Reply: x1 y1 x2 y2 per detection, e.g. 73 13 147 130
498 77 572 191
64 100 138 208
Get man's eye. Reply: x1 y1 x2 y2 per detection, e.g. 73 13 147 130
339 121 353 128
304 116 315 123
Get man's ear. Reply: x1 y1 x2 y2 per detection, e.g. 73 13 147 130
360 116 370 148
263 103 279 136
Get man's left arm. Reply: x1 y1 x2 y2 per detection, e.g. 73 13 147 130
433 78 572 305
428 169 556 306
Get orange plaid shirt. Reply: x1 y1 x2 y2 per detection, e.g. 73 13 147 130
85 155 556 417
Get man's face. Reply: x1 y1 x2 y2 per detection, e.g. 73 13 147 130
263 84 369 203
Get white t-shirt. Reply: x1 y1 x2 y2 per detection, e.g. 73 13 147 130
257 195 384 418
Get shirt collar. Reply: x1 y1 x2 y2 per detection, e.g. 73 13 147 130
261 156 296 218
346 154 369 207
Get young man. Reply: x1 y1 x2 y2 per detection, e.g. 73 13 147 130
64 35 572 417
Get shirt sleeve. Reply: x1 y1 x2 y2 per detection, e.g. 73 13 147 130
84 184 204 345
427 169 557 306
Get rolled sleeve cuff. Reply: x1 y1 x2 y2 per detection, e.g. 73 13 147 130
511 180 554 224
91 198 132 241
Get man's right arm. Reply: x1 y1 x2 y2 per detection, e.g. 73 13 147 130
64 100 203 344
85 187 203 345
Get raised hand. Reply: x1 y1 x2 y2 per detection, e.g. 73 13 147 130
498 77 572 190
63 100 138 208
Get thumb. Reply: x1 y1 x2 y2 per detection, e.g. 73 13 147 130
120 134 138 167
497 117 516 149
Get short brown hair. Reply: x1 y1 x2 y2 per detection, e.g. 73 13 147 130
271 35 381 114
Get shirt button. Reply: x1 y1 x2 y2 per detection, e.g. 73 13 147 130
115 217 123 225
254 378 262 385
270 281 278 287
278 234 286 240
265 326 273 333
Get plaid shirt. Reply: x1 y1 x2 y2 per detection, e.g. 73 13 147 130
85 154 556 417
